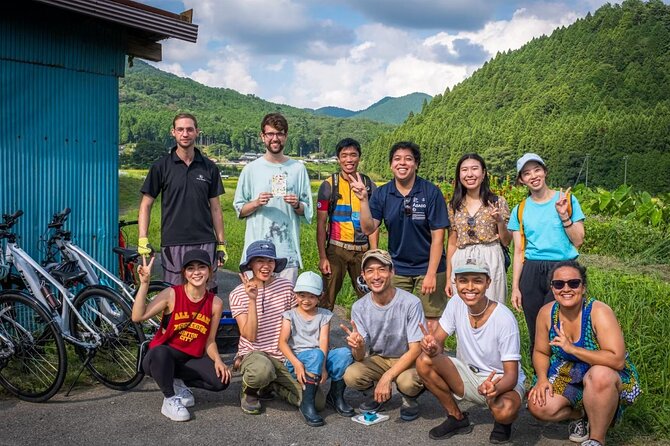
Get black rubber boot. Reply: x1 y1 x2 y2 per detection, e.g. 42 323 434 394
300 382 325 427
326 379 355 417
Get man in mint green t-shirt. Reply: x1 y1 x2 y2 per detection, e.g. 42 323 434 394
233 113 313 284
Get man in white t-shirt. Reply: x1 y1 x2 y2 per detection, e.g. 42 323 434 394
416 258 525 443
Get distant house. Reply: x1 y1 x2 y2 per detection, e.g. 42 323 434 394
1 0 198 269
240 152 262 161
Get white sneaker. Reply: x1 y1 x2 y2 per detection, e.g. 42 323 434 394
161 396 190 422
173 378 195 408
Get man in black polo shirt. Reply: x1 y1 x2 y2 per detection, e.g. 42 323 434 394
137 113 227 286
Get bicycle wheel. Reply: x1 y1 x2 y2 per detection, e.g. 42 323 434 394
0 291 67 402
135 281 170 336
69 286 145 391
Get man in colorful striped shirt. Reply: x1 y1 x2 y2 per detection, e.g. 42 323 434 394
316 138 378 310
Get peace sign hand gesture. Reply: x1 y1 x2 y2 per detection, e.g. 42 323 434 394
478 371 503 399
349 173 369 202
239 272 259 301
137 255 155 285
340 320 364 350
555 187 572 220
419 322 438 357
549 324 575 355
490 198 504 223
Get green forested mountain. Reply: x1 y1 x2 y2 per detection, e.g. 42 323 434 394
314 92 432 124
119 61 393 157
354 93 432 124
364 0 670 193
313 106 356 119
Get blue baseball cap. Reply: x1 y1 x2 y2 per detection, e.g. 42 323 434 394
240 240 287 273
294 271 323 295
516 153 545 175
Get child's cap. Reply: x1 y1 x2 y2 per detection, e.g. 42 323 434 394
294 271 323 296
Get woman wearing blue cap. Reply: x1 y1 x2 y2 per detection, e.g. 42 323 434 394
508 153 585 355
229 240 302 415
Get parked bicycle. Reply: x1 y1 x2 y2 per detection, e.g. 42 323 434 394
41 208 169 333
0 210 145 402
117 218 140 286
0 286 65 402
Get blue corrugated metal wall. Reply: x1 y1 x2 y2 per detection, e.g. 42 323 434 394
1 5 125 272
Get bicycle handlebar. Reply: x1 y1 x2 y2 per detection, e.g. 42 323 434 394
48 207 71 228
118 219 139 228
0 210 24 230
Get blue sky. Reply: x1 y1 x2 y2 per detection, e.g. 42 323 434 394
141 0 627 110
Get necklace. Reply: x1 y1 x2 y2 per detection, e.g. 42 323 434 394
468 299 490 328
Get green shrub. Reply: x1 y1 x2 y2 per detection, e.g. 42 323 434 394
582 216 670 264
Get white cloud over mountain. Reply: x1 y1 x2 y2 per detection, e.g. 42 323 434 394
149 0 614 109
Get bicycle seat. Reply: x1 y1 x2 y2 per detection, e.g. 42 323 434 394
112 247 140 263
51 269 87 287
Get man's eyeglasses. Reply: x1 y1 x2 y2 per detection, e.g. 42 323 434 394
550 279 583 290
263 132 287 139
404 197 412 217
467 216 476 238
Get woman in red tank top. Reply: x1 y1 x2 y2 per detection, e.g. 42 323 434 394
132 249 231 422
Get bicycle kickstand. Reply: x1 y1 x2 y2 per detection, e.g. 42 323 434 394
65 349 94 397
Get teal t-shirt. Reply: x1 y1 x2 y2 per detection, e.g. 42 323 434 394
508 192 585 261
233 157 313 268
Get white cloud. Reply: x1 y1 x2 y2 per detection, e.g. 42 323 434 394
146 0 600 110
264 59 287 72
153 61 187 78
455 7 580 55
282 5 584 109
188 47 259 94
181 0 353 57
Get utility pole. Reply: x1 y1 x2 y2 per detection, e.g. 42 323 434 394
623 155 629 185
585 154 589 188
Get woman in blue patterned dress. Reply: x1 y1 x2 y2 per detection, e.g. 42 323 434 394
527 261 640 446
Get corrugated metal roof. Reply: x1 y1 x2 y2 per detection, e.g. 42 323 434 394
32 0 198 43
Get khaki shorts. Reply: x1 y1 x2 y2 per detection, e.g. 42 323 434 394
393 272 448 318
450 357 526 407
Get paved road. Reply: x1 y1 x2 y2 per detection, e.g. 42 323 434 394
0 269 574 446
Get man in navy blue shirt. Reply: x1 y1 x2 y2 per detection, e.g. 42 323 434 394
352 141 449 333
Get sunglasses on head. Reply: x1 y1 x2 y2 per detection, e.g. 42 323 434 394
551 279 582 290
404 197 412 217
467 216 476 238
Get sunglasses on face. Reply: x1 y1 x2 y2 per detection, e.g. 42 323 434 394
404 197 413 217
467 216 476 238
551 279 582 290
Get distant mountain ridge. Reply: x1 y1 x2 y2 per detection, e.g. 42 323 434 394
119 61 393 157
313 92 432 124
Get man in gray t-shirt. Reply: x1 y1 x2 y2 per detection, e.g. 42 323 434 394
342 249 426 422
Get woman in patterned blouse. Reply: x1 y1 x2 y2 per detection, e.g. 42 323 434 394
446 154 511 303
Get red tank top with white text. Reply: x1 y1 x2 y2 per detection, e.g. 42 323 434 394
149 285 214 358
